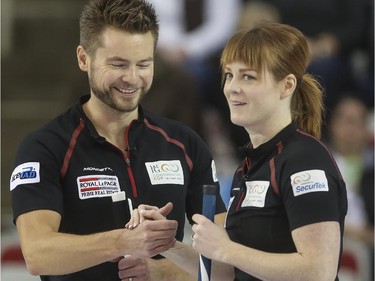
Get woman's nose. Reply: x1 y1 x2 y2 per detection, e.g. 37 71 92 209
224 79 241 95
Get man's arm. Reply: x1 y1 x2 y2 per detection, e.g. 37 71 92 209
16 209 177 276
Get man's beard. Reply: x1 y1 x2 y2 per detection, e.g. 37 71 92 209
89 77 148 113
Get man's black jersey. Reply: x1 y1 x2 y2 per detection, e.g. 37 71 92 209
225 123 347 281
10 95 226 281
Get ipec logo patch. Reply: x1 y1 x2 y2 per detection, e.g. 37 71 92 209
10 162 40 191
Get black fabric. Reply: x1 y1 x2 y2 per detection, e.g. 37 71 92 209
11 95 226 281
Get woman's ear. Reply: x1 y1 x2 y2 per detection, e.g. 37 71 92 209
281 74 297 99
77 45 89 72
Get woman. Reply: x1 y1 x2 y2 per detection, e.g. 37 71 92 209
127 22 348 281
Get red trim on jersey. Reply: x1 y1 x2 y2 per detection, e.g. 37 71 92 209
236 192 245 211
144 118 193 171
270 141 283 195
277 141 283 153
297 129 343 180
60 119 85 179
269 157 279 195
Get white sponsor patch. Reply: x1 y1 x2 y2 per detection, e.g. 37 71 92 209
10 162 40 191
290 169 329 197
145 160 184 185
211 160 219 182
77 175 120 200
241 181 270 208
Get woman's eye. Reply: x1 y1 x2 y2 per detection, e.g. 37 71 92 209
244 74 255 81
224 73 233 80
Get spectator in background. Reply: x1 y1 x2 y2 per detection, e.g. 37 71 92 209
326 95 374 280
146 0 240 104
241 0 369 111
142 54 203 134
327 95 373 243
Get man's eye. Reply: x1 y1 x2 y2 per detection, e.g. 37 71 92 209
138 64 150 69
111 64 125 68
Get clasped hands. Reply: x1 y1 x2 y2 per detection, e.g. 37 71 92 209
128 202 230 261
117 203 230 280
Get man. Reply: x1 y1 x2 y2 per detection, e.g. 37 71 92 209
10 0 226 280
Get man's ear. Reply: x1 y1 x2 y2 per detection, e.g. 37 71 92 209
77 45 89 72
281 74 297 99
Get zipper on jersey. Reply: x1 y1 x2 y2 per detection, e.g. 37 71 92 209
124 120 138 198
234 156 251 211
234 174 248 211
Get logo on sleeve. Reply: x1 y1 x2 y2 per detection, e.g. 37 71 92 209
10 162 40 191
77 175 120 199
241 181 270 208
290 169 329 197
145 160 184 185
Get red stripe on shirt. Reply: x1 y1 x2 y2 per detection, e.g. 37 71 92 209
144 118 193 171
60 119 85 179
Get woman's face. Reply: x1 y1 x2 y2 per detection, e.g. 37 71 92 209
222 61 288 134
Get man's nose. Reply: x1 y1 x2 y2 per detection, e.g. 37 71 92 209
121 66 138 84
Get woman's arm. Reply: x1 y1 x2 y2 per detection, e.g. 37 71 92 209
192 214 340 281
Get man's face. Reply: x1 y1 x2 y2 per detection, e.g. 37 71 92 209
78 27 155 113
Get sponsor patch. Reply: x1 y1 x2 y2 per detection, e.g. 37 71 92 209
145 160 184 185
290 169 329 197
10 162 40 191
77 175 120 200
241 181 270 208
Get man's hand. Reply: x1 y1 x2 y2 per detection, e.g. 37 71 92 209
120 202 176 258
122 217 177 258
118 255 150 281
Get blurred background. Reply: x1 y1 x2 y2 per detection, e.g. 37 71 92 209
1 0 374 280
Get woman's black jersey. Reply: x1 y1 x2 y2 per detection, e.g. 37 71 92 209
225 123 347 281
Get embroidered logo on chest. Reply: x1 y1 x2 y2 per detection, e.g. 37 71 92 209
77 175 120 200
145 160 184 185
241 181 270 208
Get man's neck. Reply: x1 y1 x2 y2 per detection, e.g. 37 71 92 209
83 98 139 150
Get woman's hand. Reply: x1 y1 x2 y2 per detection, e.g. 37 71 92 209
126 202 174 229
191 214 231 262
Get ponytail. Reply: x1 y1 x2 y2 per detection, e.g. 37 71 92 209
291 74 325 139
